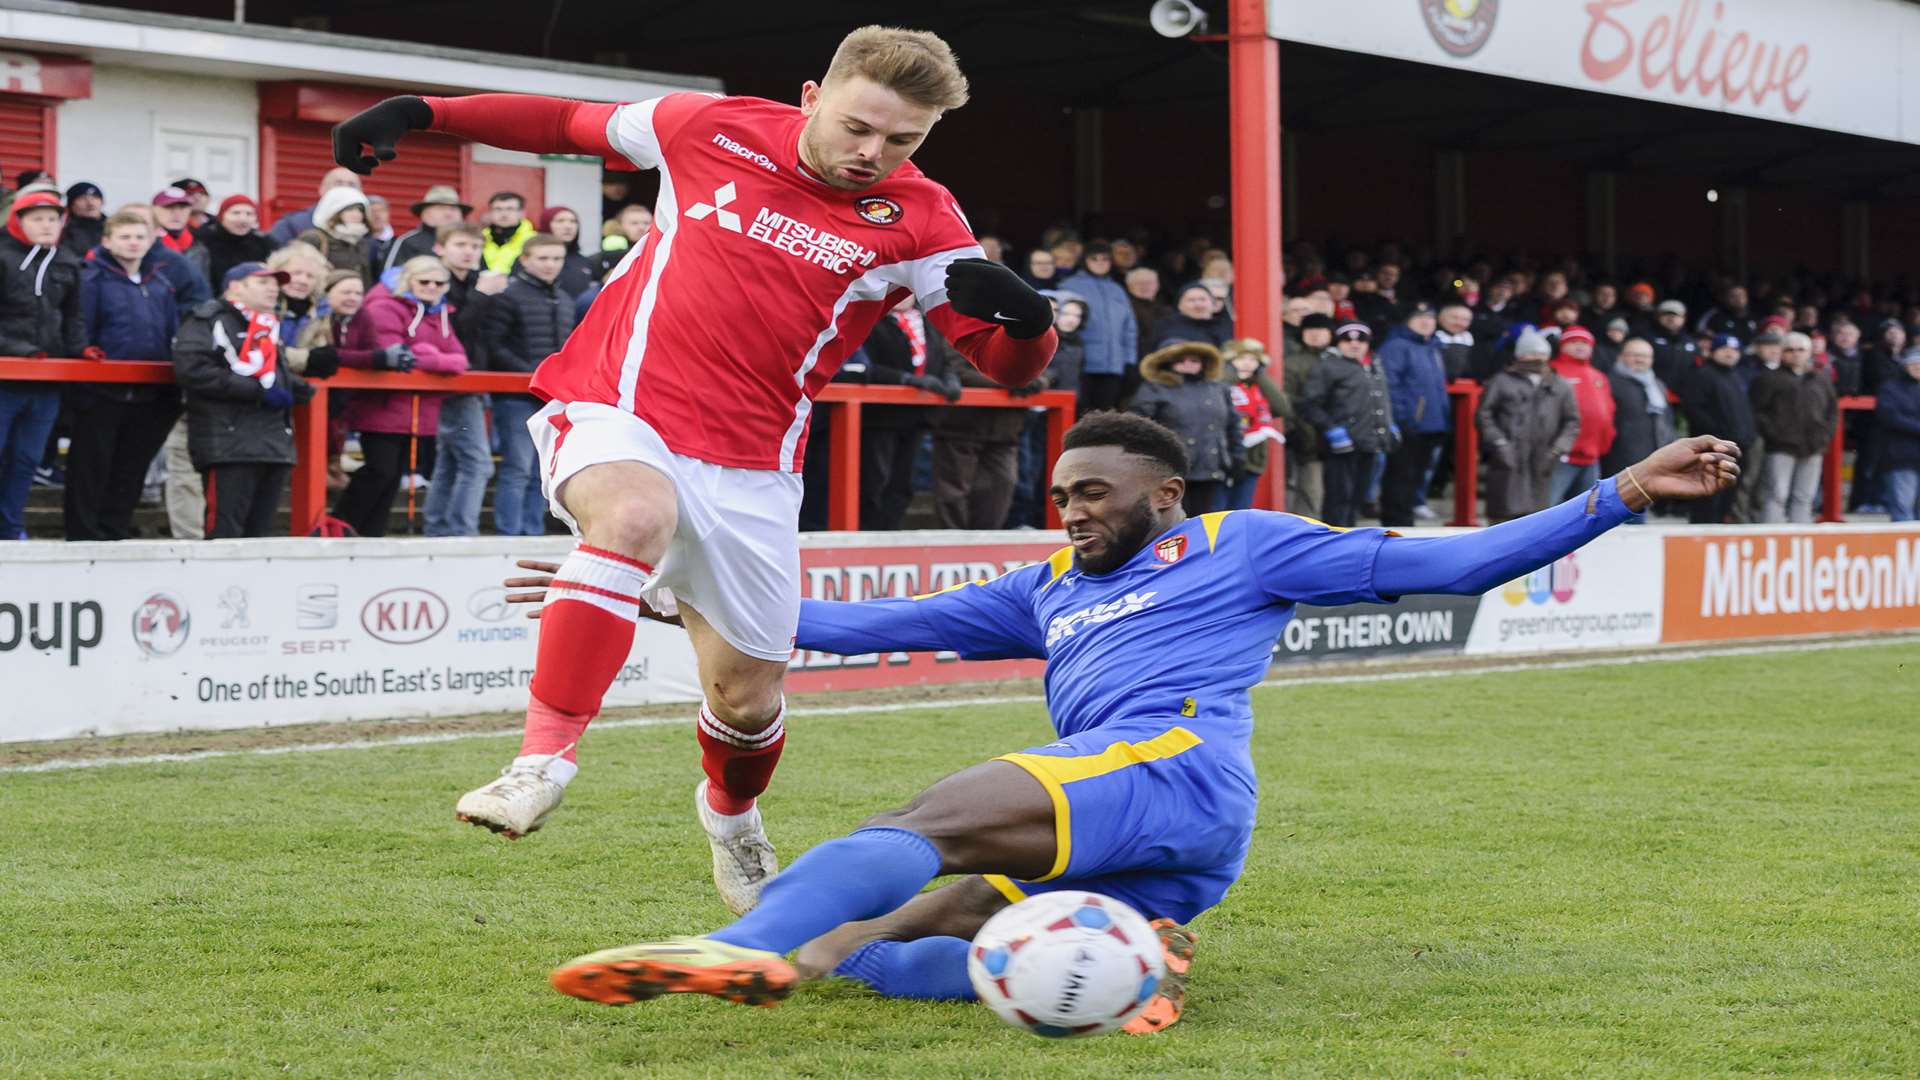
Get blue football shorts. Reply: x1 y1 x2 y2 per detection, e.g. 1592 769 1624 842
981 717 1257 924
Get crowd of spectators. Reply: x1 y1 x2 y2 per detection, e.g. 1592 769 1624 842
0 163 1916 541
843 226 1910 530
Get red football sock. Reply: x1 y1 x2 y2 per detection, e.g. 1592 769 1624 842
519 694 591 763
697 700 786 815
522 544 653 761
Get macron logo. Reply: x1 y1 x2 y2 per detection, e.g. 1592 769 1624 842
712 132 778 173
686 182 742 233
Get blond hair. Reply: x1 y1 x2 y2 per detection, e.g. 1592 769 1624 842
297 271 366 349
103 209 151 235
268 240 328 276
824 26 969 111
399 255 449 289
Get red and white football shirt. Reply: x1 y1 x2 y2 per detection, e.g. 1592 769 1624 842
529 94 994 472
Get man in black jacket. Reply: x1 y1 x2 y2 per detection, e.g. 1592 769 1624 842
171 262 313 538
1602 338 1674 478
59 181 105 259
424 222 505 537
1301 322 1396 527
1694 284 1758 347
0 189 84 540
858 296 960 530
1678 334 1756 524
1750 332 1838 523
485 232 578 535
1647 299 1699 388
382 185 471 276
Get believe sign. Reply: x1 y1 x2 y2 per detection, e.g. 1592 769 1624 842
1271 0 1920 145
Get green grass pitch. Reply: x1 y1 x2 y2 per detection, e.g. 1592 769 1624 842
3 642 1916 1078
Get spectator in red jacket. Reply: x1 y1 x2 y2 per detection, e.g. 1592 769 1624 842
332 255 468 535
1549 324 1616 500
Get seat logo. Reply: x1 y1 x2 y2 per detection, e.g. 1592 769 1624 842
686 182 742 233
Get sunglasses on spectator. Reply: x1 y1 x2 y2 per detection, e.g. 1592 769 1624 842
413 277 451 286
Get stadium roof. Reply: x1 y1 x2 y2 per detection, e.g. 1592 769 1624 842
52 0 1920 201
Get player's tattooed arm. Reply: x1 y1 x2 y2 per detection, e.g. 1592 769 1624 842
503 559 682 625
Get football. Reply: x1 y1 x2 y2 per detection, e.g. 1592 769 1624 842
966 891 1166 1037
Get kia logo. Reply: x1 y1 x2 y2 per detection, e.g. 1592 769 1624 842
360 587 448 644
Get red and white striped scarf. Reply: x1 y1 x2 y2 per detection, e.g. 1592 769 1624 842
891 307 928 372
214 306 282 386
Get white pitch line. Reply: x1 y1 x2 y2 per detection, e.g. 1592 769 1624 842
6 634 1916 775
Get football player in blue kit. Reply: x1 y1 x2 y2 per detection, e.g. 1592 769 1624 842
510 412 1740 1027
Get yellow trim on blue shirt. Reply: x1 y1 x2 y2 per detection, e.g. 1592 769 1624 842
1039 546 1074 591
982 874 1029 904
1200 510 1232 551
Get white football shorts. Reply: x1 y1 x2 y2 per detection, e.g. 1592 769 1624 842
531 399 803 661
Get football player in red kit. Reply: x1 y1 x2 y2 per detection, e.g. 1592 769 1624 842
333 26 1056 913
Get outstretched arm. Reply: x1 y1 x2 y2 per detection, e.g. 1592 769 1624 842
1373 436 1741 597
1373 477 1636 597
795 581 1044 659
423 94 618 159
336 92 705 174
504 559 1048 659
1253 436 1740 606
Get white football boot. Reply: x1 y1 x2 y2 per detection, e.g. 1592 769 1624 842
454 748 574 839
695 781 779 915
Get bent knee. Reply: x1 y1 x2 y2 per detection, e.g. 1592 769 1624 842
573 485 675 556
855 804 987 866
704 679 783 729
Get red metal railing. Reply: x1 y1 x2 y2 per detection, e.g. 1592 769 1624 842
816 383 1077 530
1826 396 1876 523
0 359 1076 534
1447 379 1483 527
0 360 1882 532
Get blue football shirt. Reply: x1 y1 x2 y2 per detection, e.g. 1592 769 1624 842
797 510 1392 746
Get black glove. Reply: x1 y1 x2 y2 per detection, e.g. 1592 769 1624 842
303 345 340 380
1008 377 1048 398
333 96 434 175
907 373 962 402
377 343 418 373
943 258 1052 340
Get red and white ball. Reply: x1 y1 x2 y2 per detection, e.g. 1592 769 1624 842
966 891 1165 1037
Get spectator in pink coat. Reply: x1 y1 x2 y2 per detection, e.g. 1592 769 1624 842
332 255 467 535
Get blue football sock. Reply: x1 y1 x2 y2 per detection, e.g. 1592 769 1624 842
834 937 976 1001
708 827 942 955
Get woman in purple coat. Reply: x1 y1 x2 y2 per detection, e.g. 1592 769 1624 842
333 255 468 535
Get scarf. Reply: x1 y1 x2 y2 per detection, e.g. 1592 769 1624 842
891 308 928 372
159 228 194 255
1621 366 1667 414
213 305 282 388
1231 380 1282 448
